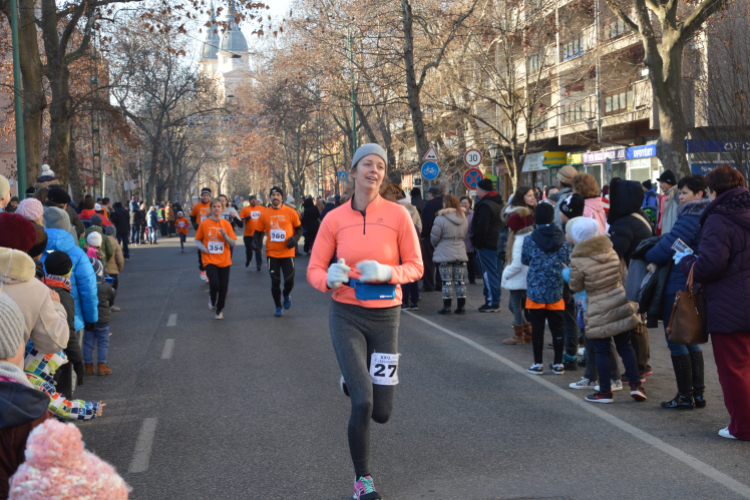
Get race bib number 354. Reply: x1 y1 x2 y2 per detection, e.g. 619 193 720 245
369 352 400 385
208 241 225 254
270 229 286 242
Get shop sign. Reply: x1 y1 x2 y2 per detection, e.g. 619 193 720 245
543 151 567 166
522 153 547 172
567 153 583 166
690 162 738 175
582 148 627 164
686 139 750 153
626 144 657 160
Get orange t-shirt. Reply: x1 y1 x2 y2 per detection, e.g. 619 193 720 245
255 205 301 259
239 205 266 237
195 218 236 268
190 202 212 226
175 217 190 235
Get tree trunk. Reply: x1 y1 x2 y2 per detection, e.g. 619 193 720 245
401 0 430 161
68 122 84 202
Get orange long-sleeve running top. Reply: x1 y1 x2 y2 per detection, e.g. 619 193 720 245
307 194 424 308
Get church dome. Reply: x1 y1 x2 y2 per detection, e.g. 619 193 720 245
200 4 220 61
219 5 248 54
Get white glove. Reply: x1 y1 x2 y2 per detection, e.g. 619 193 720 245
356 260 392 283
327 258 351 289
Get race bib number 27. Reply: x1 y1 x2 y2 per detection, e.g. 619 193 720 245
270 229 286 242
369 352 400 385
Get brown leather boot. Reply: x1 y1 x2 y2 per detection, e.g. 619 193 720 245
97 363 112 376
503 324 526 345
523 323 533 343
85 363 95 375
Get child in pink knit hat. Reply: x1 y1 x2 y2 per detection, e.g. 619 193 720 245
9 418 130 499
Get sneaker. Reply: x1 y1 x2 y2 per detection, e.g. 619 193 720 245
478 303 500 313
569 377 598 390
400 304 409 311
595 380 623 392
353 476 380 500
718 427 737 440
630 385 647 401
283 295 292 310
586 391 614 404
200 271 207 282
340 375 350 398
274 307 283 317
110 306 121 312
552 363 565 375
215 311 224 320
527 363 543 375
409 304 418 311
644 370 654 377
208 299 215 312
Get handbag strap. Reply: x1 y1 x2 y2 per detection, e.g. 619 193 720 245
686 263 703 297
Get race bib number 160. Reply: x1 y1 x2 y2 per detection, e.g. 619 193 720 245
369 353 400 385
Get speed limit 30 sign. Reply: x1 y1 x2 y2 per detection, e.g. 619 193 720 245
464 149 483 167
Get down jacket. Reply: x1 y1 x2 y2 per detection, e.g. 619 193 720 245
607 178 654 264
501 225 532 290
398 198 422 234
569 235 639 339
106 235 125 276
430 209 468 263
0 248 69 354
521 224 570 304
680 187 750 334
41 228 98 331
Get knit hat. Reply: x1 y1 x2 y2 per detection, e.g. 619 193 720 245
28 223 48 258
506 209 534 232
269 186 283 197
286 194 295 205
642 179 653 190
105 225 116 237
9 196 18 204
39 164 55 179
556 165 579 185
559 193 585 219
94 203 102 212
177 211 184 217
89 257 104 278
15 198 44 222
43 207 71 231
0 212 37 252
0 175 9 200
44 250 73 276
476 178 494 192
0 292 25 359
9 419 131 498
200 187 211 195
567 217 601 244
657 169 677 186
86 232 102 248
46 186 71 206
351 143 388 170
534 202 555 225
90 214 103 227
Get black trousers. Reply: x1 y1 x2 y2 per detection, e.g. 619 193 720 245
529 308 565 365
243 236 263 268
198 249 205 271
205 264 231 313
116 232 129 259
268 257 295 307
466 251 477 284
421 240 436 291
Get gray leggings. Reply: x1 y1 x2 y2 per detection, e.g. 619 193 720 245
329 300 400 478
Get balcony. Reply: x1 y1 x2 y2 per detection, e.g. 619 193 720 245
560 94 596 125
602 79 652 117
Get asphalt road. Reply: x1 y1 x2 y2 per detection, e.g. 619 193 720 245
74 234 750 500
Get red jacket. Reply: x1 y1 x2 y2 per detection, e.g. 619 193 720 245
79 209 113 227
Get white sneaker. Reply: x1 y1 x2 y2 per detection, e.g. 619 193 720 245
208 299 215 311
595 380 623 392
215 311 224 320
527 363 543 375
552 364 565 375
569 377 597 390
718 427 737 439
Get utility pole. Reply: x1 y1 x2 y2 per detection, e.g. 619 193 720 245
9 0 27 196
90 30 102 198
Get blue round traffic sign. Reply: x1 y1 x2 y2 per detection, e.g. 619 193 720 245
421 161 440 180
463 168 483 190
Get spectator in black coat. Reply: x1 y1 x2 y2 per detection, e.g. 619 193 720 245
410 187 427 216
320 195 337 221
302 197 321 254
108 202 130 260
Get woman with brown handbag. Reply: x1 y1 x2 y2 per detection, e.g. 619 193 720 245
678 165 750 440
645 176 709 410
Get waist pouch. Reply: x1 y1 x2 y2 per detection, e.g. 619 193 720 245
349 279 397 301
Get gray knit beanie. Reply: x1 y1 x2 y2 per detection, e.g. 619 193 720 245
351 143 388 170
0 292 25 359
43 207 71 231
90 214 103 227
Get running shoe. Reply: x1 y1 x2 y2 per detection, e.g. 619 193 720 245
408 304 418 311
208 299 215 312
110 306 121 312
353 476 380 500
585 391 614 404
569 377 597 390
215 312 224 320
400 304 409 311
595 380 623 392
340 375 350 398
551 363 565 375
283 295 291 310
200 271 207 282
718 427 737 439
274 307 283 317
630 385 647 401
527 363 543 375
478 303 500 313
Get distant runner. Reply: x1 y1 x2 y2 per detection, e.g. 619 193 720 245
190 188 212 282
239 195 266 271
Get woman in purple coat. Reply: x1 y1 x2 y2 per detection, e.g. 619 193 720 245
678 165 750 440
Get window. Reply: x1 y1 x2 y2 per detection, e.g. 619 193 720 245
605 89 634 114
603 18 627 40
529 54 542 73
562 35 584 61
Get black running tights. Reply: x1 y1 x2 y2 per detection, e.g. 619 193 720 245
268 257 294 307
205 264 231 313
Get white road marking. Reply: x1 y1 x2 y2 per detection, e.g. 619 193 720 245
128 418 158 474
405 311 750 499
167 314 177 326
161 339 174 360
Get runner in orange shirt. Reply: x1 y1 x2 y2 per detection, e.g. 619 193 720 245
239 195 266 271
253 187 302 317
195 198 237 320
175 211 190 253
190 188 213 282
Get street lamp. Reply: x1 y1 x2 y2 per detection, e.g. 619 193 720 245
487 144 500 160
305 17 357 157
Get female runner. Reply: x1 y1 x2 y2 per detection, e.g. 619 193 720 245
195 198 236 320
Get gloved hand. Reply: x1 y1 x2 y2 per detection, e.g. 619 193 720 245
327 258 351 289
356 260 392 283
673 251 686 264
285 237 297 249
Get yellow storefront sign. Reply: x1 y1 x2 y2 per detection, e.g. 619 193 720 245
567 153 583 166
543 151 567 166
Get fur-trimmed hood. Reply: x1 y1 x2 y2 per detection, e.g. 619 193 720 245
436 207 466 226
570 235 613 261
501 204 531 223
0 247 37 285
677 198 710 218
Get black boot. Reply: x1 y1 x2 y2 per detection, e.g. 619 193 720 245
438 299 452 315
455 298 465 314
690 351 706 408
661 354 695 410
